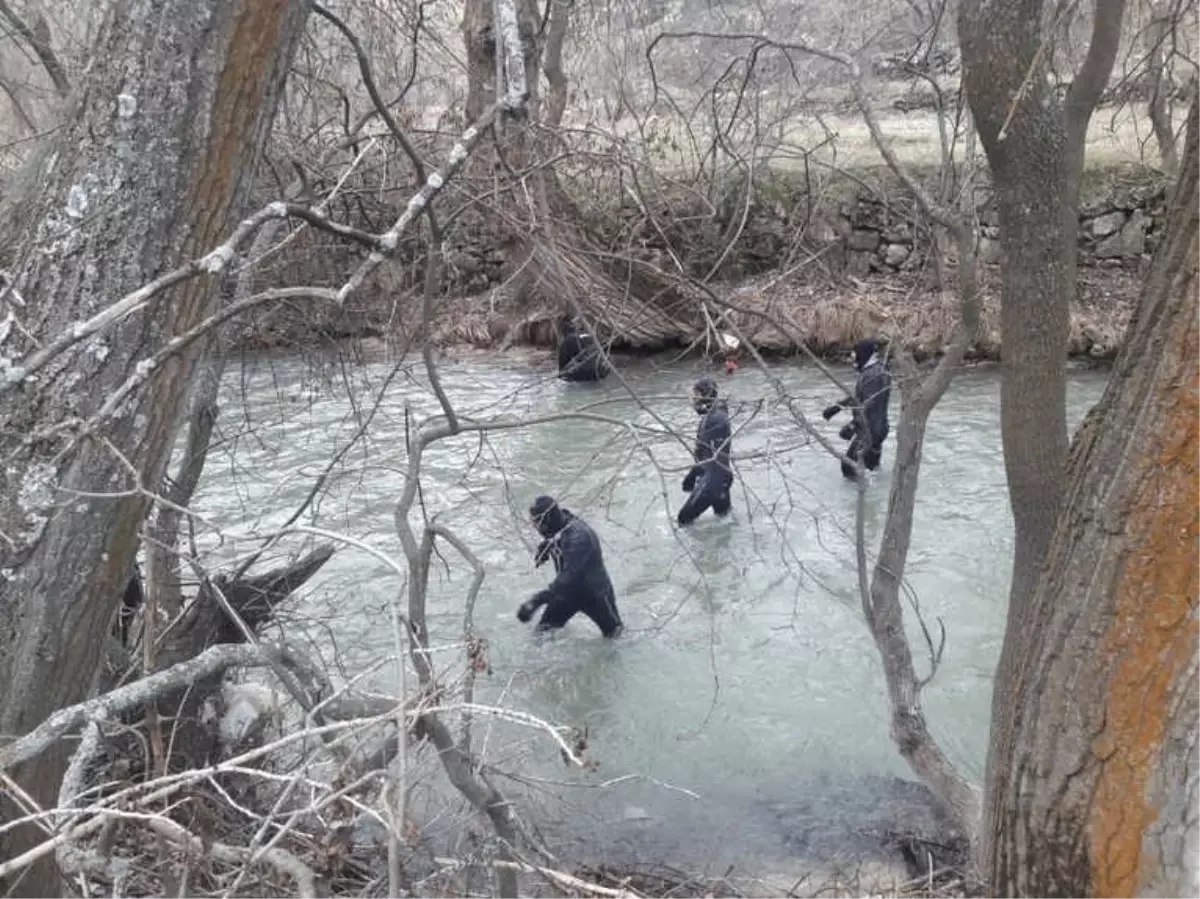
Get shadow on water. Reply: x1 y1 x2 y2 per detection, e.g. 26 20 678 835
193 351 1109 879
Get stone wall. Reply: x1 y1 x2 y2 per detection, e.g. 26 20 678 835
416 170 1173 292
229 167 1169 349
821 175 1170 278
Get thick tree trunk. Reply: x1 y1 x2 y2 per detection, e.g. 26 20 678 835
958 0 1127 881
982 95 1198 898
0 1 309 893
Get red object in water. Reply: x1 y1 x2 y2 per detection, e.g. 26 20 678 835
724 358 739 374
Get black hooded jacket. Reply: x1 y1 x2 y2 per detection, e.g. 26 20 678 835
854 358 891 446
694 400 732 472
557 320 610 382
826 340 891 447
686 384 733 489
530 497 617 608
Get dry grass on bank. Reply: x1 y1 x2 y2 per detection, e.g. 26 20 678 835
415 264 1141 363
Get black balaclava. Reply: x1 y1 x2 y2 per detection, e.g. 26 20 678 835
853 338 877 371
530 494 567 537
692 376 718 414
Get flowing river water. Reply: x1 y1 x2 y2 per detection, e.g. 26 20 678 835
191 348 1108 885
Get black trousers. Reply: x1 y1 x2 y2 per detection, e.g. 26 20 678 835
841 433 883 480
536 590 624 638
677 471 733 525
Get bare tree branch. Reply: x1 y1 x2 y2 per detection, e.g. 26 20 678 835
147 817 317 898
0 0 69 98
1 644 277 771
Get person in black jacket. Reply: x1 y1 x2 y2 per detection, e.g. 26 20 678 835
556 316 610 382
677 376 734 525
822 338 892 480
517 495 624 637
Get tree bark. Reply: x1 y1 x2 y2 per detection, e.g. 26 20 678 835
958 0 1127 880
462 0 541 123
982 94 1198 897
542 0 572 129
1146 0 1180 175
0 1 309 893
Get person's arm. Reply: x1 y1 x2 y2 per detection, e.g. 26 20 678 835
682 466 698 492
822 393 854 420
683 420 709 490
517 590 552 621
534 537 560 568
519 527 587 620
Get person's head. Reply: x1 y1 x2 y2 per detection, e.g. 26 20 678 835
692 376 719 413
558 314 579 337
529 494 567 537
852 338 877 371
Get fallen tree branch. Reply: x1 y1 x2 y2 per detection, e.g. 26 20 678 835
155 544 337 660
0 713 399 878
1 644 270 771
52 719 127 886
147 817 316 898
433 856 640 898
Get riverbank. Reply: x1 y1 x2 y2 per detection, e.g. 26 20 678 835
438 263 1140 363
227 159 1159 363
235 262 1140 366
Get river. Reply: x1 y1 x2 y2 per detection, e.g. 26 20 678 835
192 348 1108 885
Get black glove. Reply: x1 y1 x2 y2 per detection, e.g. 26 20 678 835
682 468 697 493
534 539 551 567
839 423 855 441
517 598 539 623
822 404 841 421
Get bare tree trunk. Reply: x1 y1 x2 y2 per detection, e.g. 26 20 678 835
462 0 540 122
983 94 1198 898
865 336 984 841
1146 0 1180 175
144 352 222 623
0 1 309 893
542 0 572 129
957 1 1127 881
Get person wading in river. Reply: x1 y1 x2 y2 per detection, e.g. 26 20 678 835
556 316 610 382
518 495 624 638
822 338 892 480
678 376 735 525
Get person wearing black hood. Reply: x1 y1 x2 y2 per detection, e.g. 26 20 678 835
517 495 624 637
822 338 892 480
556 315 610 382
677 376 734 525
